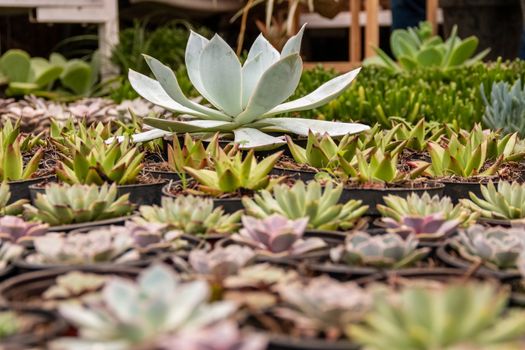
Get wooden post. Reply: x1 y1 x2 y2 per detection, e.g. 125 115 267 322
426 0 438 34
364 0 379 58
98 0 119 77
350 0 361 64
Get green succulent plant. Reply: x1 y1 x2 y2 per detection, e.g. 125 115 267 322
184 149 281 196
285 131 359 170
242 180 367 231
460 181 525 221
377 192 478 227
138 195 241 235
56 137 144 185
453 225 525 270
52 264 236 348
0 182 28 216
0 311 20 339
482 79 525 138
350 282 525 350
367 21 489 73
391 118 445 151
330 231 429 268
23 183 134 226
339 147 428 184
119 25 370 149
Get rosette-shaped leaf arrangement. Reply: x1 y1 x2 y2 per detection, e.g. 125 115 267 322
378 192 478 227
350 283 525 350
23 183 134 226
275 276 372 338
51 265 237 349
453 225 525 270
231 214 326 256
0 216 47 244
460 181 525 221
125 221 187 252
0 182 28 216
242 181 367 231
123 25 369 149
330 231 429 268
26 230 136 265
382 213 459 241
138 195 241 235
189 245 255 280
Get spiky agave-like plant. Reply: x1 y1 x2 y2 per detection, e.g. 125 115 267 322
119 25 369 149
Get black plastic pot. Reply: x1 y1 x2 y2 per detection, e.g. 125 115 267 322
440 180 488 204
0 265 140 307
440 0 521 60
268 335 359 350
162 182 245 214
29 181 166 206
0 306 67 348
341 183 445 216
270 167 317 182
476 217 513 227
436 243 521 281
8 175 54 204
147 170 182 181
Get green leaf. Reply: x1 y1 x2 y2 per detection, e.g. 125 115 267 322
416 47 443 67
0 49 30 82
448 37 479 67
60 59 92 95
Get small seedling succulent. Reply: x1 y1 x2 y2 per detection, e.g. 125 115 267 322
0 311 20 339
242 181 367 231
0 216 48 244
26 230 136 265
223 263 297 289
338 147 428 184
377 192 478 227
52 264 237 348
285 131 359 169
185 150 282 196
189 245 255 280
57 137 144 185
391 118 444 152
232 214 326 256
138 195 241 235
0 182 28 216
157 321 267 350
43 271 107 301
453 225 525 270
275 276 372 338
460 181 525 221
23 183 134 226
330 231 429 268
382 213 460 241
350 282 525 350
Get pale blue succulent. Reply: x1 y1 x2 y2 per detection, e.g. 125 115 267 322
120 25 369 149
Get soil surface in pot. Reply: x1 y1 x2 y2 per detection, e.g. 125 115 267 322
274 156 318 172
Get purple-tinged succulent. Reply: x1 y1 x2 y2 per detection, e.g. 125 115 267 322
189 245 255 280
382 213 459 241
330 231 429 268
232 215 326 256
0 216 48 244
125 220 186 252
274 276 372 337
157 321 267 350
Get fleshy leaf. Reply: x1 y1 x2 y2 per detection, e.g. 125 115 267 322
264 118 370 137
233 128 286 150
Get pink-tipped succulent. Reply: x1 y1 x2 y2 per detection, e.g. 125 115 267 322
0 216 48 244
157 321 267 350
382 213 459 241
232 215 326 256
125 220 185 252
189 245 255 280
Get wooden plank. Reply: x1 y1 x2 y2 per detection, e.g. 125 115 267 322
364 0 379 58
426 0 438 34
304 61 360 72
36 6 110 22
350 0 361 63
0 0 100 7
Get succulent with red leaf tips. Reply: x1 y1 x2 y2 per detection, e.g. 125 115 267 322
232 214 326 256
382 213 459 241
0 216 48 244
189 245 255 280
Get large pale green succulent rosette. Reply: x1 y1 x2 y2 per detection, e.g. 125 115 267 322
123 25 370 149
